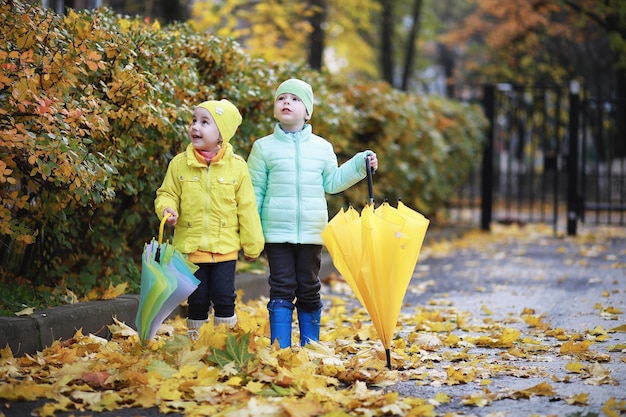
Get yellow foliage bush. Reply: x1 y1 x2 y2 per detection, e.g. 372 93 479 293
0 0 486 312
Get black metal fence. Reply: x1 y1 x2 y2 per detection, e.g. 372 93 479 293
447 83 626 235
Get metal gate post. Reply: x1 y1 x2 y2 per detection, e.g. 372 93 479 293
481 84 495 231
567 81 580 236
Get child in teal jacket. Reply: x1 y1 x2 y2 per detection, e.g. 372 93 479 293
247 79 378 348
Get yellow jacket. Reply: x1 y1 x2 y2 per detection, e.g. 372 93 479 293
155 143 264 261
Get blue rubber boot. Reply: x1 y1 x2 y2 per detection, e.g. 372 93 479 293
298 307 322 346
268 299 295 348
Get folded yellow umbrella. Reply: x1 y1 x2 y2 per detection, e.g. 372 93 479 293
321 158 429 368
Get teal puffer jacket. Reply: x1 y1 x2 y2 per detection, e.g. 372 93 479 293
247 123 371 245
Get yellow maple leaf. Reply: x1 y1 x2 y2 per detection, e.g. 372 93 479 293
560 340 593 355
244 380 265 394
175 364 200 379
565 392 589 405
424 321 457 332
157 379 183 401
101 283 128 300
432 391 451 404
602 397 626 417
493 327 521 347
565 361 585 373
226 376 243 386
503 347 528 358
610 323 626 332
516 381 556 397
196 322 227 349
445 365 476 384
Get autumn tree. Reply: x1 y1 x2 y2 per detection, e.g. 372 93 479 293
439 0 626 157
440 0 623 95
562 0 626 157
189 0 381 79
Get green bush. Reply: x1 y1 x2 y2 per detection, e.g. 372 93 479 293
0 0 486 314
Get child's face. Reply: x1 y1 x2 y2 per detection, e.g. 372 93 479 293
189 107 221 151
274 93 308 131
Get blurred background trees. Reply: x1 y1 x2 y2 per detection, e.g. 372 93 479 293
36 0 626 159
38 0 622 98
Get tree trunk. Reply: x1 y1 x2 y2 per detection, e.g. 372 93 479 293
308 0 327 70
400 0 423 91
144 0 153 21
380 0 394 86
438 42 455 98
160 0 187 24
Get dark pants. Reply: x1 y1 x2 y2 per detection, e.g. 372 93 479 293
187 260 236 320
264 243 322 312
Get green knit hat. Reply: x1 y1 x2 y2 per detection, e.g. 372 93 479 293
197 99 242 143
274 78 314 117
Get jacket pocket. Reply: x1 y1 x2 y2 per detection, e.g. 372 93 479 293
179 175 203 224
212 177 238 227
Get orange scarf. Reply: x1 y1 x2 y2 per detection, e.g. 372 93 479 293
194 146 224 164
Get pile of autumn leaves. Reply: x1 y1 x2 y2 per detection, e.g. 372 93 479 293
0 225 625 417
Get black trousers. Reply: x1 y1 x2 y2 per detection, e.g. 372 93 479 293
187 260 236 319
264 243 322 312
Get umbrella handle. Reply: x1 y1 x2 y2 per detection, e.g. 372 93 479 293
155 213 172 263
159 212 172 245
366 155 374 204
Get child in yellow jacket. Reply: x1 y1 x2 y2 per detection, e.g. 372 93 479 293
155 99 264 338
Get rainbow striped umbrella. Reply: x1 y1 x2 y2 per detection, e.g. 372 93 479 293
136 214 199 342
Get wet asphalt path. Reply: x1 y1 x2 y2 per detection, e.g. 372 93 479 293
389 226 626 416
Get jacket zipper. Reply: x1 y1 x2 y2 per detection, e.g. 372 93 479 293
294 136 301 242
204 165 211 249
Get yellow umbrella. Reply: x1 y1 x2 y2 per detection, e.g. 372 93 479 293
320 206 367 305
321 160 429 368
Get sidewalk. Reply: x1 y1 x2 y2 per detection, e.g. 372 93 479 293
0 226 468 357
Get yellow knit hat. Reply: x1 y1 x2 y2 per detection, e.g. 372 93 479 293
197 99 242 143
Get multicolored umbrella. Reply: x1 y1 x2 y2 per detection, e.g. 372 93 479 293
136 213 199 342
321 159 429 368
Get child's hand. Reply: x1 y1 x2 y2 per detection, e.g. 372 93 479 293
163 208 178 226
367 152 378 171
